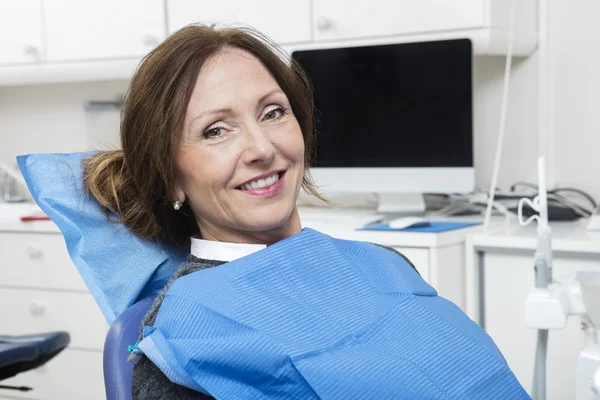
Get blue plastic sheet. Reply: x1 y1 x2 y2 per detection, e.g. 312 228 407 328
139 228 529 399
17 152 187 323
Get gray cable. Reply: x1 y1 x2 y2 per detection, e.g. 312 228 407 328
533 329 548 400
532 256 551 400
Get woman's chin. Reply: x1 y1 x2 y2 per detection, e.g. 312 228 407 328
241 207 298 233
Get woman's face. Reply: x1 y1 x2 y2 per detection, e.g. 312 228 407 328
173 48 305 244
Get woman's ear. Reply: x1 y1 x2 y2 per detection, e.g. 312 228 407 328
172 183 186 204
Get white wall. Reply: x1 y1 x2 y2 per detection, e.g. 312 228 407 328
0 80 127 170
472 53 540 194
550 1 600 200
467 0 600 202
1 1 599 203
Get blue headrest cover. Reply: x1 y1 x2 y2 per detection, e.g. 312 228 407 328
17 152 187 324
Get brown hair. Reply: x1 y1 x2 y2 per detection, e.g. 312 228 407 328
82 25 322 248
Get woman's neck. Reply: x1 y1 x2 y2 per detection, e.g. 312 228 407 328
197 207 302 246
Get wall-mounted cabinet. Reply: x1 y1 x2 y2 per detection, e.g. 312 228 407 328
44 0 166 62
0 0 538 86
294 0 537 55
168 0 312 45
313 0 486 42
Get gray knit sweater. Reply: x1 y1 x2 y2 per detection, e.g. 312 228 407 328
132 255 221 399
131 246 417 399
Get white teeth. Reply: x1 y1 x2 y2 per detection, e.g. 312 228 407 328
241 173 280 190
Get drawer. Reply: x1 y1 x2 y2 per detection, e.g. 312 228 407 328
0 232 87 291
0 348 104 400
393 247 430 283
0 288 108 350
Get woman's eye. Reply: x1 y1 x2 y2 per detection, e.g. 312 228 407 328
203 126 225 139
264 107 286 121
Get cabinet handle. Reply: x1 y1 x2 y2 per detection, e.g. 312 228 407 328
30 300 46 316
315 16 333 31
142 34 159 47
26 245 43 259
23 44 40 61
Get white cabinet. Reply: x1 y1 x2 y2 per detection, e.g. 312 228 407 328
312 0 485 42
167 0 311 45
43 0 166 62
0 232 87 291
484 255 600 400
0 0 43 65
0 287 108 350
0 0 538 85
306 0 537 56
0 229 106 400
465 223 600 400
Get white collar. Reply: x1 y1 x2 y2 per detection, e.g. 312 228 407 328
190 237 266 262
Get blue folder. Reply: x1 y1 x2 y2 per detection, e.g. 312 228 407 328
358 221 481 233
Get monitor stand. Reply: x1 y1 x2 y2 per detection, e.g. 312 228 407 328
376 193 426 215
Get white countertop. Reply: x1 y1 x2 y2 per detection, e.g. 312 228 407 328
0 203 487 248
0 202 60 233
466 218 600 254
298 207 484 248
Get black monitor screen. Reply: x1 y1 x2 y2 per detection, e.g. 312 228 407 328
292 39 473 168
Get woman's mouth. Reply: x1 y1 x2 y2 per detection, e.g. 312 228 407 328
237 171 285 197
239 172 281 190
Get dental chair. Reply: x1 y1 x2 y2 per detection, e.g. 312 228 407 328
103 294 157 400
103 294 216 400
0 331 70 393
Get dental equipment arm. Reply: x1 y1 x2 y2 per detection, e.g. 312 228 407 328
520 158 599 400
519 157 552 400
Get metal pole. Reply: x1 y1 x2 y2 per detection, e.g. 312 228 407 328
477 251 486 329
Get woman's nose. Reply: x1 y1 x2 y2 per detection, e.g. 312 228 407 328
242 124 276 165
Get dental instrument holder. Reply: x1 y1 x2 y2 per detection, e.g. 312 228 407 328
0 163 26 203
520 157 599 399
576 273 600 398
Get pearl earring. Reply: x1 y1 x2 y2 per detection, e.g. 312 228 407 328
173 201 182 210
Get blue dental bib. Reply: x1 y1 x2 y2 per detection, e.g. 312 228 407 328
139 228 528 399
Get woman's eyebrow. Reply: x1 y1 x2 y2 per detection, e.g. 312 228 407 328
188 89 286 128
188 107 231 129
190 107 232 125
257 88 286 105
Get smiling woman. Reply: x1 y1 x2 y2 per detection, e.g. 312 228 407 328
80 24 528 400
81 24 328 399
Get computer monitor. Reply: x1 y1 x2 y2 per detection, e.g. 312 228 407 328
292 39 474 213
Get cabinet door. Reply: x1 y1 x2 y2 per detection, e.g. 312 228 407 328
484 253 600 399
0 232 87 291
312 0 485 42
0 0 43 65
43 0 166 62
167 0 311 45
0 288 108 350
